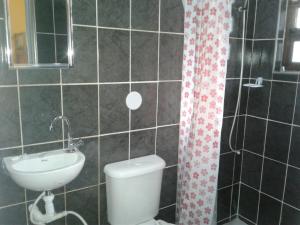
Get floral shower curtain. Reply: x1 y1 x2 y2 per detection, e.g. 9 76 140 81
177 0 233 224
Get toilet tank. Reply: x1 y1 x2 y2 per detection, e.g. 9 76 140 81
104 155 166 225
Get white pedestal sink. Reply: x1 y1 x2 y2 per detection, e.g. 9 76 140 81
3 149 85 191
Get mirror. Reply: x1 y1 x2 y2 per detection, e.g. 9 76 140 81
275 0 300 72
4 0 73 68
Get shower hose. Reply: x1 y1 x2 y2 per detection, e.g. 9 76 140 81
30 191 88 225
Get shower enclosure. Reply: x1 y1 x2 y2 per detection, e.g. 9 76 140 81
218 0 300 224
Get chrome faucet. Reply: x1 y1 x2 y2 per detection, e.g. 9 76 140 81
49 116 83 152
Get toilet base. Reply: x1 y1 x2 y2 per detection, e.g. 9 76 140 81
138 219 174 225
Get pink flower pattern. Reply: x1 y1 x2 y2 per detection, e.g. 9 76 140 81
177 0 233 224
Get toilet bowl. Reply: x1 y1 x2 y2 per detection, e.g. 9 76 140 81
104 155 174 225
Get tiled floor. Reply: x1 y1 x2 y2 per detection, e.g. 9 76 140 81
224 218 248 225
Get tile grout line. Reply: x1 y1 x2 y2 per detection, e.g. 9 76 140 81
154 0 161 156
237 0 258 216
59 69 68 225
51 0 58 63
0 123 180 152
255 36 278 224
95 0 101 223
16 70 29 225
128 0 132 160
72 23 184 36
240 181 300 215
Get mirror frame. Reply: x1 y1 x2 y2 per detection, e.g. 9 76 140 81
3 0 74 69
274 0 300 74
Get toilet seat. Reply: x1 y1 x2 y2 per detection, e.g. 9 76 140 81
138 219 174 225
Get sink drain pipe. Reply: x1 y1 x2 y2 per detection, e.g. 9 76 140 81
29 191 88 225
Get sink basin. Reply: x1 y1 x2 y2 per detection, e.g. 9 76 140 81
2 149 85 191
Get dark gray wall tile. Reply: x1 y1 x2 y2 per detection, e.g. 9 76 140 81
217 186 232 221
241 151 263 189
157 82 181 125
0 148 24 207
19 69 60 84
67 137 98 190
245 0 256 39
258 50 276 80
131 83 157 129
231 184 239 216
130 129 155 158
265 121 291 163
160 166 177 207
230 0 245 38
62 27 97 83
0 88 21 148
247 81 271 118
0 204 27 225
269 82 297 124
99 29 129 82
251 41 275 79
281 204 300 225
293 83 300 126
239 184 259 223
243 40 254 78
221 117 244 154
160 0 184 33
66 186 98 225
261 158 286 200
254 0 279 39
157 126 179 166
244 117 266 155
98 0 129 28
284 166 300 209
155 205 176 223
289 127 300 168
227 38 243 78
159 34 183 80
100 84 129 133
63 85 98 138
131 32 158 81
132 0 159 31
20 86 62 145
224 80 239 117
257 193 281 225
273 73 298 82
72 0 96 25
99 184 109 225
218 153 235 188
100 133 129 182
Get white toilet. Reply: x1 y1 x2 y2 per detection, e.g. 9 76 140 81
104 155 174 225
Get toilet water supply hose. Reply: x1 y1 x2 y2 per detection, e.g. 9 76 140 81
29 191 88 225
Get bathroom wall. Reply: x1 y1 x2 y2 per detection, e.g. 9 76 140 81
0 0 183 224
217 0 252 223
231 0 300 224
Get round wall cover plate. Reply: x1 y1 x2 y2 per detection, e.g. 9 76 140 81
126 91 142 110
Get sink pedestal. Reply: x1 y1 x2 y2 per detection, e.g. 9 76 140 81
29 192 66 225
29 191 87 225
